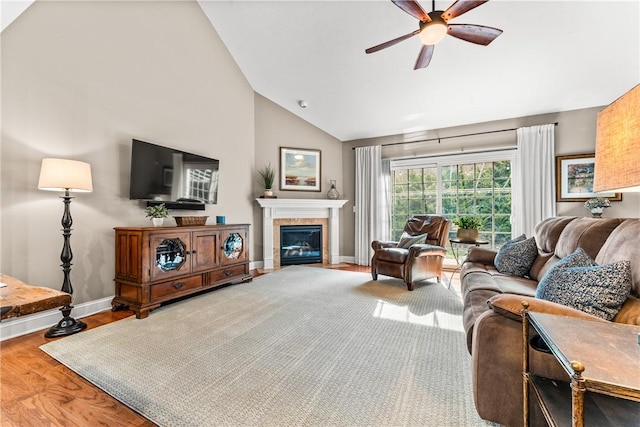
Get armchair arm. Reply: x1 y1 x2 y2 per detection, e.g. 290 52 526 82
464 246 498 265
372 240 398 251
408 244 447 258
488 294 605 322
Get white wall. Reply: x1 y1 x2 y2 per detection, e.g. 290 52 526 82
1 1 255 303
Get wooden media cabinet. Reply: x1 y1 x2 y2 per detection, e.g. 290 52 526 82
112 224 252 319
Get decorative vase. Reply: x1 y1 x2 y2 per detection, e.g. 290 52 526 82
264 189 273 197
590 207 603 218
151 218 164 227
457 228 478 242
327 180 340 200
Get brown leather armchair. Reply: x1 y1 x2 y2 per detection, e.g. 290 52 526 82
371 215 451 291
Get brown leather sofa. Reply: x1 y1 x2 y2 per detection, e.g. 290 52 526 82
461 216 640 427
371 215 451 290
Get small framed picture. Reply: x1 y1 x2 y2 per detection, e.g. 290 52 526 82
555 154 622 202
280 147 321 192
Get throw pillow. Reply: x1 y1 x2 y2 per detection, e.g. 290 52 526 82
396 232 428 249
494 234 538 277
535 248 632 321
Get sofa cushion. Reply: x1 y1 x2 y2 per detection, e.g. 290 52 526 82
596 219 640 298
536 248 632 321
554 217 624 260
534 216 578 254
396 232 427 249
494 235 538 277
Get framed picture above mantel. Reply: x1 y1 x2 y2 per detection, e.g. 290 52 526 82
555 153 622 202
280 147 321 192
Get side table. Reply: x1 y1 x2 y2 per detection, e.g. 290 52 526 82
448 238 489 287
521 304 640 427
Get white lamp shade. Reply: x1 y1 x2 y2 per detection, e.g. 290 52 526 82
594 84 640 193
38 158 93 192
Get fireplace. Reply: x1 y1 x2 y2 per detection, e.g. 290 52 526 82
280 225 322 265
256 198 348 269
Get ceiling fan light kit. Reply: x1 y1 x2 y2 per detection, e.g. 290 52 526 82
419 13 448 45
366 0 503 70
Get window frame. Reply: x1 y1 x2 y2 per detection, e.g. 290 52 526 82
390 149 516 248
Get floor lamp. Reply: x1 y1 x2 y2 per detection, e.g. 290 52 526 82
594 83 640 201
38 158 93 338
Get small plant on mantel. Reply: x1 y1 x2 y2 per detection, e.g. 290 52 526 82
258 163 276 197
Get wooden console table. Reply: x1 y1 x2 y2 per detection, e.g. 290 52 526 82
522 305 640 427
0 274 71 321
112 224 252 319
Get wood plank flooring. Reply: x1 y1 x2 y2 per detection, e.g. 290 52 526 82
0 264 457 426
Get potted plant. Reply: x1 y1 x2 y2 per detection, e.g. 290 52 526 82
584 197 610 217
145 203 169 227
258 163 276 197
453 215 485 241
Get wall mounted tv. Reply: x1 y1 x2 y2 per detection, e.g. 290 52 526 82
129 139 219 210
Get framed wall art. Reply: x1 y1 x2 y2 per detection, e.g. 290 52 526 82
280 147 321 191
555 153 622 202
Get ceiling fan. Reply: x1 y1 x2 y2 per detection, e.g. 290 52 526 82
365 0 503 70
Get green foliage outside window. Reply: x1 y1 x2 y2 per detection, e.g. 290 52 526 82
391 160 513 255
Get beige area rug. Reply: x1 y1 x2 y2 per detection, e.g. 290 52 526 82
41 266 490 426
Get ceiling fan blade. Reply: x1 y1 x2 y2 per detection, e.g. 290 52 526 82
447 23 503 45
392 0 431 22
414 44 435 69
442 0 488 20
365 29 421 54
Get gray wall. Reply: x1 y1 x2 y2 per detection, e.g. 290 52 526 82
253 93 344 260
1 1 255 303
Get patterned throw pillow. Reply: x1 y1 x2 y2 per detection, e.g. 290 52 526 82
396 232 428 249
494 234 538 277
535 248 632 321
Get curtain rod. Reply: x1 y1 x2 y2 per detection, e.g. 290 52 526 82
352 122 559 150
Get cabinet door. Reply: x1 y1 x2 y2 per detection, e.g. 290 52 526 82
149 231 192 280
115 230 143 281
220 227 248 266
191 229 220 273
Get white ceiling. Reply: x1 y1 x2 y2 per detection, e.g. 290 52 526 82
200 0 640 141
3 1 639 142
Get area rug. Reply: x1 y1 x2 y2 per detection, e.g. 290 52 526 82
41 266 489 426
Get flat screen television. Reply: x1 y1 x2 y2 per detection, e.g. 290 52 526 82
129 139 219 209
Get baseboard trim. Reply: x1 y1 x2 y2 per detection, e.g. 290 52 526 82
0 296 114 342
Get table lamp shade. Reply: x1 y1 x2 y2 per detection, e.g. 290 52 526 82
594 83 640 193
38 158 93 192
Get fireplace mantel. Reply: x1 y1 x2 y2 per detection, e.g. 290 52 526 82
256 198 348 269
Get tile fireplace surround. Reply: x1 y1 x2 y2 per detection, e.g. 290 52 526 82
256 198 348 269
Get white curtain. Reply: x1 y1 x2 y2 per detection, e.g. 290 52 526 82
512 124 556 237
354 146 390 266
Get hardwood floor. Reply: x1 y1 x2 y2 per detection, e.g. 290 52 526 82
0 264 456 426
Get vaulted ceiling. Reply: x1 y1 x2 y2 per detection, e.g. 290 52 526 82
200 0 640 141
3 1 639 142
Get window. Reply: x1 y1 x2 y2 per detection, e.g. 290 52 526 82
391 150 515 249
